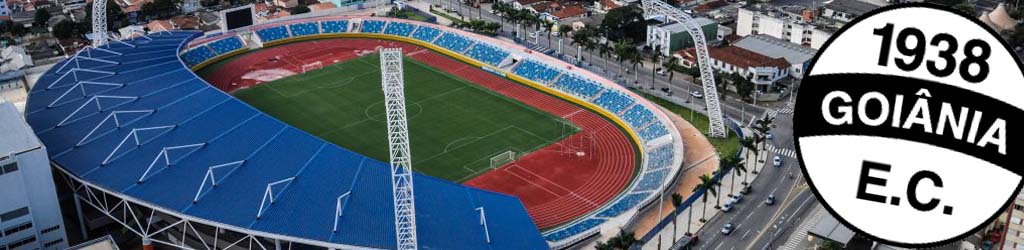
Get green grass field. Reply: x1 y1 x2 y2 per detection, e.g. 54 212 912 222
230 54 578 182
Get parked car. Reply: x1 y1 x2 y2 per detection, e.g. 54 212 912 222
765 194 776 206
721 201 734 212
729 193 744 204
773 156 782 167
657 68 667 76
766 133 773 139
721 223 735 235
691 90 703 99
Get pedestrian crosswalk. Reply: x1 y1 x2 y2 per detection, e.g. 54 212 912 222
778 207 826 250
767 144 798 158
768 108 794 117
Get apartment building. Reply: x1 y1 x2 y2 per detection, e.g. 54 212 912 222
735 5 832 49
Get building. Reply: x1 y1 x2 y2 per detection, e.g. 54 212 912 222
732 34 815 79
736 5 832 49
997 192 1024 249
820 0 881 28
646 16 717 56
0 0 10 17
0 99 69 250
675 45 790 89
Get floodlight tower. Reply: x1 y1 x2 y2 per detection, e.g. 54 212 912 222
92 0 107 46
379 47 419 250
641 0 727 138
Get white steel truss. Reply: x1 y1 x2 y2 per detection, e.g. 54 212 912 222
641 0 727 138
92 0 107 46
194 160 246 203
379 47 418 250
257 177 295 219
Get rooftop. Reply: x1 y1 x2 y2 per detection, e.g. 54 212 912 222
732 34 816 65
0 99 41 156
824 0 881 17
677 46 790 70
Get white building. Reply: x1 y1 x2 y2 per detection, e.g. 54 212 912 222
646 17 718 56
820 0 882 28
0 99 69 250
732 34 816 79
736 6 832 49
0 0 10 17
675 45 790 90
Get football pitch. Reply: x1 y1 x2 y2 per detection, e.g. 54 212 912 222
231 54 578 182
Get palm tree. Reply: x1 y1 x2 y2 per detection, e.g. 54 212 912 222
629 48 643 84
650 46 661 90
720 156 739 197
740 137 756 178
735 161 749 187
752 134 765 174
752 115 774 173
613 39 632 73
671 192 684 240
596 229 641 250
598 42 612 70
694 174 717 222
664 56 679 87
571 29 590 61
493 2 509 31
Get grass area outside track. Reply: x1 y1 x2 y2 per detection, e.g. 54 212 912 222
231 54 579 182
639 93 742 158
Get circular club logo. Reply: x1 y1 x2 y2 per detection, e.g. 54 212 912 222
794 3 1024 247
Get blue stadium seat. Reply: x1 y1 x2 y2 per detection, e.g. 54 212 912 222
361 20 386 33
410 26 441 42
553 75 602 98
320 20 349 33
633 168 670 192
181 46 216 66
595 192 650 217
465 43 509 66
433 32 473 53
289 22 320 37
513 60 561 83
593 90 635 114
544 218 606 242
646 145 674 171
206 36 244 55
640 121 670 141
621 105 655 129
255 26 291 42
383 22 416 36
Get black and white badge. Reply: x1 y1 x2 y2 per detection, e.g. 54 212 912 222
794 3 1024 247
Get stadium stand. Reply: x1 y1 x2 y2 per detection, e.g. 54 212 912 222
595 192 651 218
181 46 216 66
465 43 509 66
593 90 636 114
646 145 674 170
513 60 561 83
27 30 549 250
410 26 442 42
553 74 602 98
289 22 320 37
433 32 474 53
361 20 386 33
206 36 245 55
544 218 606 242
383 22 416 37
321 20 349 33
632 168 670 192
254 26 291 42
640 121 670 141
621 104 655 129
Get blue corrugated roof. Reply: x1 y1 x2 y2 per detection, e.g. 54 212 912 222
25 31 548 250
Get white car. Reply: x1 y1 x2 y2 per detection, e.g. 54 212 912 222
773 156 782 167
691 91 704 99
721 201 734 212
766 133 773 139
721 223 735 235
729 193 744 204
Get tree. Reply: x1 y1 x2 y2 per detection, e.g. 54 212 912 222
720 156 742 197
594 229 640 250
664 56 679 89
693 174 717 222
52 20 78 39
739 137 756 183
600 5 646 43
34 10 51 26
730 72 754 102
292 4 311 14
671 192 684 240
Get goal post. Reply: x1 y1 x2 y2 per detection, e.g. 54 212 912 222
301 61 324 73
489 150 517 169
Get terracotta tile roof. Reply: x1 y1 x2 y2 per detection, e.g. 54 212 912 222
692 0 727 12
516 0 545 6
601 0 620 10
310 2 335 11
677 46 790 70
147 19 173 32
551 4 585 19
171 16 200 29
254 3 269 13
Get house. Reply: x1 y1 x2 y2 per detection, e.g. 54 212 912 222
646 16 717 56
731 34 816 79
820 0 880 27
309 2 335 12
675 46 790 89
595 0 621 13
548 4 585 22
146 16 200 32
512 0 546 10
691 0 727 14
273 0 297 8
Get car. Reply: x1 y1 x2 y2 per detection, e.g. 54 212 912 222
765 194 776 206
721 201 734 212
766 133 773 139
741 185 752 194
657 68 667 76
729 193 744 204
773 156 782 167
721 223 735 235
691 91 703 99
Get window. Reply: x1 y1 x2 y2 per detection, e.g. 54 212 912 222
3 222 32 236
1012 216 1023 225
43 239 64 248
40 225 60 234
0 162 17 175
1015 204 1024 211
7 236 35 249
0 207 29 222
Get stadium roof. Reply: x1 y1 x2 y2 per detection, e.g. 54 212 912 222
24 31 547 250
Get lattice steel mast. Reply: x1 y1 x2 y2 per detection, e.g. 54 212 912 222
92 0 107 46
380 48 419 250
641 0 727 138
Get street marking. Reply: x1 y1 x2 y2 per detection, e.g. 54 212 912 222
741 230 751 239
766 144 798 158
713 241 724 250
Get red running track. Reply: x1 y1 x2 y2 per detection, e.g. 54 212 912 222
199 39 638 229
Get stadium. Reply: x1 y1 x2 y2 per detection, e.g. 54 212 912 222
25 13 686 250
